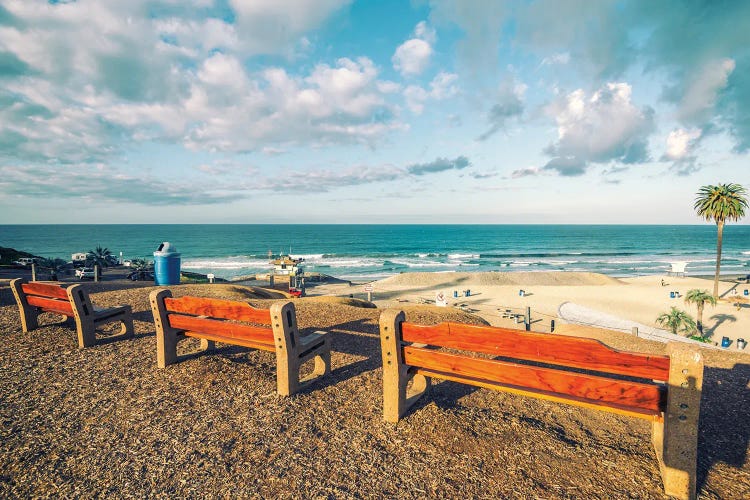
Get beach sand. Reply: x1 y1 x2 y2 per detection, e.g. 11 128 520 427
307 271 750 348
1 271 748 497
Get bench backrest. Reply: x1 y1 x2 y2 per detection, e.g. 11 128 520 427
19 281 75 316
391 318 672 419
160 295 279 348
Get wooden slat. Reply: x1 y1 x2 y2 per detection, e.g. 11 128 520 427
164 296 271 325
168 314 273 345
401 322 670 380
403 346 665 415
22 282 69 300
26 295 75 316
414 367 663 421
183 330 275 353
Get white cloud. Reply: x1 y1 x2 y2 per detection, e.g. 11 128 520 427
544 82 654 167
228 0 351 55
429 72 459 99
664 128 702 161
404 72 458 114
540 52 570 66
176 56 400 151
511 166 542 179
404 86 429 114
376 81 402 93
478 78 526 140
677 58 735 124
414 21 436 44
430 0 750 153
393 38 433 77
0 1 404 163
392 21 436 77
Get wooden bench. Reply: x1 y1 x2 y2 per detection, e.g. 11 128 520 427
10 278 134 348
150 289 331 396
379 310 703 500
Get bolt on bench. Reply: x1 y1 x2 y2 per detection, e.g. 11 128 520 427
10 278 134 349
150 289 331 396
379 310 703 500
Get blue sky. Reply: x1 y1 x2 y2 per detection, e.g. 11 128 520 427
0 0 748 224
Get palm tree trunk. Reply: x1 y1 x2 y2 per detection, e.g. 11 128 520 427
697 303 704 336
714 221 724 297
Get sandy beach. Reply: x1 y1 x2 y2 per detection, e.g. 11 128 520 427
307 271 750 349
1 270 749 497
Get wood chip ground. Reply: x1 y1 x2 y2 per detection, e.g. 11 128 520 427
0 283 748 498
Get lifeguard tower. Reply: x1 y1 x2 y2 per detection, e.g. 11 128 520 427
269 252 306 295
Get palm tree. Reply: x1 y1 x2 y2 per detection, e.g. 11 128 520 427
684 289 717 337
87 245 112 268
38 257 68 280
694 183 748 297
656 307 696 336
130 258 151 272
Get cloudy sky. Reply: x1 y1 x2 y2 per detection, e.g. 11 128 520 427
1 0 748 224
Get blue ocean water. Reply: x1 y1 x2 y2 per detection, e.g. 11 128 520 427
1 224 748 280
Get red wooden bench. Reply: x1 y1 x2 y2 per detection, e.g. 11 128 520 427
150 289 331 396
10 278 134 348
379 310 703 500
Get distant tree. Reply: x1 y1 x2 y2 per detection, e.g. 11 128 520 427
38 257 68 280
656 307 696 336
128 259 153 280
87 245 112 268
694 183 748 297
130 259 153 271
684 289 717 337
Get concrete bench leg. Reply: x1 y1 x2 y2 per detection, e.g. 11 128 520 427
120 309 134 339
150 289 179 368
10 279 40 333
271 302 332 396
652 342 703 500
380 309 430 422
296 333 332 390
77 321 97 349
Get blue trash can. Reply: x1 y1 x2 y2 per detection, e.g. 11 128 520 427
721 336 731 348
745 289 749 296
670 291 675 298
153 242 181 285
453 290 458 298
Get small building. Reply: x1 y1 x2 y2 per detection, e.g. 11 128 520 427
270 255 304 276
72 253 87 263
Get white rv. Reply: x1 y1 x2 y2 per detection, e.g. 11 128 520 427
71 253 88 267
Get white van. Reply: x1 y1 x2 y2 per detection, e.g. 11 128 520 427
14 258 36 267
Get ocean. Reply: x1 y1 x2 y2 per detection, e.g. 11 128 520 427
1 224 748 281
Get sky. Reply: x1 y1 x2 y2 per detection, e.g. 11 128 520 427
0 0 748 224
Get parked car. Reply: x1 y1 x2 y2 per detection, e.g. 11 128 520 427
76 267 95 280
127 270 153 281
13 258 36 267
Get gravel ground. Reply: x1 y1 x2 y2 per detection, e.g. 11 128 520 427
0 281 748 498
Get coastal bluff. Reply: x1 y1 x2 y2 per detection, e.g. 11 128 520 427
0 281 748 497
